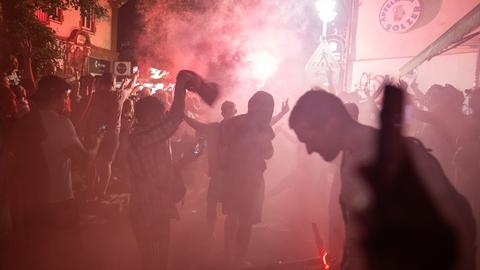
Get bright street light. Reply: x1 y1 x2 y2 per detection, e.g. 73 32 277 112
316 0 337 23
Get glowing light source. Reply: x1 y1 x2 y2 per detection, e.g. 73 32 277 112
322 252 330 269
328 41 338 52
150 68 169 79
247 50 279 85
316 0 337 23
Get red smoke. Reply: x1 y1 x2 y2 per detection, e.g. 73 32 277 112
135 0 316 108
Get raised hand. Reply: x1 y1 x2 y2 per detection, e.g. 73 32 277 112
399 79 408 91
120 78 130 90
410 78 419 91
281 98 290 114
177 70 201 89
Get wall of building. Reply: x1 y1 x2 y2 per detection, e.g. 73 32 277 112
349 0 479 90
351 52 478 91
48 0 113 50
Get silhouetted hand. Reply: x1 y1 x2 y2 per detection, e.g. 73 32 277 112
281 98 290 114
399 80 408 91
410 78 419 91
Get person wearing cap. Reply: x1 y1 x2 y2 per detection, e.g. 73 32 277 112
218 91 276 268
8 75 102 270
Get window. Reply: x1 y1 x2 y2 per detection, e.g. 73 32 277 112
49 8 63 23
34 9 49 24
35 8 63 24
81 9 95 32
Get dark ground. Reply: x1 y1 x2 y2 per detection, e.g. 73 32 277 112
78 191 322 270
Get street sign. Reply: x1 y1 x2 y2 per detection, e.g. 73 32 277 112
114 61 131 76
88 58 111 75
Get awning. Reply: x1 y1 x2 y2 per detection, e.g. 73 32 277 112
399 3 480 76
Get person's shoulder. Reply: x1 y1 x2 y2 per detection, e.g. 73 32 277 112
209 121 221 127
404 136 430 154
51 111 72 122
205 121 220 132
220 114 245 130
230 114 247 125
40 111 74 128
404 136 445 175
404 136 432 158
129 124 149 141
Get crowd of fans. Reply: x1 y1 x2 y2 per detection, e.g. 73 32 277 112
0 53 213 269
0 51 479 270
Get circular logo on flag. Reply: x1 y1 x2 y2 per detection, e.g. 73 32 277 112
379 0 422 33
116 63 127 74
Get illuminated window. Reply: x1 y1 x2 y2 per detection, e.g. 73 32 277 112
35 8 63 24
34 9 49 24
81 9 95 32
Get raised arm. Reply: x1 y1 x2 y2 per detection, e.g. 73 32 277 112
64 118 102 169
120 71 140 97
270 98 290 126
184 116 210 134
410 79 427 106
20 39 36 95
136 71 194 144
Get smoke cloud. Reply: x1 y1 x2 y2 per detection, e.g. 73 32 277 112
135 0 339 255
136 0 321 110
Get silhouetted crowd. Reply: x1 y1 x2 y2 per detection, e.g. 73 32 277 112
0 54 479 270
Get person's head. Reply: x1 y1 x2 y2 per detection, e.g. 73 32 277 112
289 89 355 161
94 72 115 93
8 55 18 72
33 75 71 113
153 90 169 107
1 72 10 88
221 100 237 120
426 84 464 113
469 88 480 115
139 87 152 98
247 91 274 126
134 96 166 125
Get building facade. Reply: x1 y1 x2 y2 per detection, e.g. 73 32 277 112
347 0 480 91
35 0 126 76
